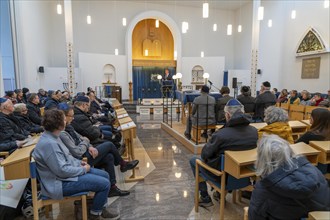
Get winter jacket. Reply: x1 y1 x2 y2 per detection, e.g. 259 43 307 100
215 95 232 122
44 98 60 110
0 112 29 143
258 122 294 144
201 112 258 169
237 94 256 113
249 157 330 220
26 101 42 125
192 93 216 126
255 91 276 120
14 112 44 134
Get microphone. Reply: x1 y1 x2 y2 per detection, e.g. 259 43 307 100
208 80 213 85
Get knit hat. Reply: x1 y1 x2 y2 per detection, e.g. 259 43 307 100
226 99 243 107
48 90 55 97
0 97 8 104
57 102 70 111
262 81 271 88
201 85 210 93
75 95 90 103
22 88 29 94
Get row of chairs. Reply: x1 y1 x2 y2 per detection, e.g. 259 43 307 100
278 103 330 120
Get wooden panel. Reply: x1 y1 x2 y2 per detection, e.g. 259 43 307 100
291 142 320 165
289 104 305 120
224 149 257 179
309 141 330 164
308 211 330 220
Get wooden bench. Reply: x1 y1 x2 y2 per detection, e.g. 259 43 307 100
289 104 305 120
191 124 216 144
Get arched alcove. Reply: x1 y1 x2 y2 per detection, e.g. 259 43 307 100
103 64 116 83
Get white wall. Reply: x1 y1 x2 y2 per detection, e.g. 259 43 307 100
181 57 225 92
78 52 128 99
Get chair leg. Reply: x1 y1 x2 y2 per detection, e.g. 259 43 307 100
45 205 51 218
232 190 237 204
195 163 199 212
82 195 88 220
31 178 39 220
243 207 249 220
220 173 226 220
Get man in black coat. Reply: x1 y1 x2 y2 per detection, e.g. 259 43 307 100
190 99 258 207
0 98 30 153
26 93 42 125
44 90 61 110
255 81 276 120
14 103 44 134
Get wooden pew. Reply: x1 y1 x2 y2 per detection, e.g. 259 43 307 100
289 104 305 120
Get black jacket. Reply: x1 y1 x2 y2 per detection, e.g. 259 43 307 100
44 98 60 110
14 112 44 134
27 101 42 125
0 112 29 151
255 91 276 119
201 112 258 168
237 94 256 113
249 157 330 220
71 107 103 145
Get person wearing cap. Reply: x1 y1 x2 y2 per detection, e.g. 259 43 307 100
184 85 216 140
44 90 61 110
237 86 255 114
26 93 42 125
22 87 30 103
190 99 258 207
0 98 30 153
215 86 233 123
255 81 276 121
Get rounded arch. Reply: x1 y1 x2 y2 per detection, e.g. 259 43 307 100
103 64 116 83
126 10 182 82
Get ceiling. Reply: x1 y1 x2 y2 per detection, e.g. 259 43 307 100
130 0 252 11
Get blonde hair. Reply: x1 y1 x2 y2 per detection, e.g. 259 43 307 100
14 103 27 113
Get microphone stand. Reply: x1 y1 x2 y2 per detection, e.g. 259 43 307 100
208 81 221 92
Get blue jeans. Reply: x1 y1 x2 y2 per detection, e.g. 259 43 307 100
86 141 122 186
99 125 113 140
189 156 209 197
62 168 110 214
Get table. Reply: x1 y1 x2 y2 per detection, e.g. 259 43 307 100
309 141 330 164
224 149 257 179
300 119 311 129
291 142 320 165
289 120 308 139
250 122 267 130
308 211 330 220
1 145 35 180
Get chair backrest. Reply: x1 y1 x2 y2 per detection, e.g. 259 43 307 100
304 106 318 120
280 102 290 112
289 104 305 120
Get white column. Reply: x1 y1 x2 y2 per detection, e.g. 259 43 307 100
0 54 4 96
250 0 261 97
64 0 75 95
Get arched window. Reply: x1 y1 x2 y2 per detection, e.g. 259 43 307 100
191 65 204 84
103 64 116 83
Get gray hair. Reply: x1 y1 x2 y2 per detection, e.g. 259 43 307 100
256 134 298 178
14 103 27 113
301 90 311 99
264 106 288 124
224 103 245 116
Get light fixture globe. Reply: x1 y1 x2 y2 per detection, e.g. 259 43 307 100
173 74 177 80
203 72 210 79
157 75 162 80
176 72 182 79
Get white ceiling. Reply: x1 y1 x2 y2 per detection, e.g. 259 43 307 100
131 0 252 11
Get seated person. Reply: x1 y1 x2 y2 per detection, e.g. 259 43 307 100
258 106 294 144
310 92 324 106
32 109 120 219
296 108 330 144
4 90 17 105
237 86 255 114
37 88 48 106
27 93 42 125
255 81 276 120
58 103 138 197
319 89 330 107
0 98 30 153
287 90 300 105
276 89 288 103
249 135 330 220
184 85 216 140
87 91 115 125
60 91 71 103
14 103 44 134
44 90 61 110
299 90 312 106
190 99 258 206
215 86 232 123
15 89 25 104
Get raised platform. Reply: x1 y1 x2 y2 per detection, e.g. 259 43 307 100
161 121 205 154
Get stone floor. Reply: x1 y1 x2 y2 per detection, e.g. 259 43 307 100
16 114 250 220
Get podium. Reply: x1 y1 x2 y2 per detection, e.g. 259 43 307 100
103 83 122 103
161 80 174 98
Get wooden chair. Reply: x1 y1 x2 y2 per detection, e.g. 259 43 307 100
0 151 9 158
40 107 45 117
194 155 250 220
30 159 88 220
280 102 290 113
304 106 318 120
192 124 216 144
243 207 249 220
289 104 305 120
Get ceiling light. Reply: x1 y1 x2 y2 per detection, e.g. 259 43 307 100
174 51 177 60
325 0 330 8
115 49 118 55
213 24 217 31
203 3 209 18
155 19 159 28
87 15 92 24
227 24 232 35
258 6 264 20
291 10 296 19
238 25 242 33
182 22 188 33
145 49 149 56
122 18 127 26
268 19 272 27
57 4 62 15
201 51 204 58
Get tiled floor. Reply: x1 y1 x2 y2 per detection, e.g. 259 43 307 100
16 114 249 219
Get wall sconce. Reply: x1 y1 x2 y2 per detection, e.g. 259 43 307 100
203 72 209 85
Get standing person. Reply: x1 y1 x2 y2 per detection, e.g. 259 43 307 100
163 68 172 80
249 135 330 220
255 81 276 121
32 109 120 220
58 103 138 197
190 99 258 206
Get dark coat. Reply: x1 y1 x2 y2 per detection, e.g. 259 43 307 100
14 112 44 134
255 91 276 119
215 95 232 122
237 94 256 113
70 107 103 145
27 101 42 125
249 157 330 220
0 141 18 153
192 93 216 126
201 112 258 168
0 112 29 150
44 98 60 110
